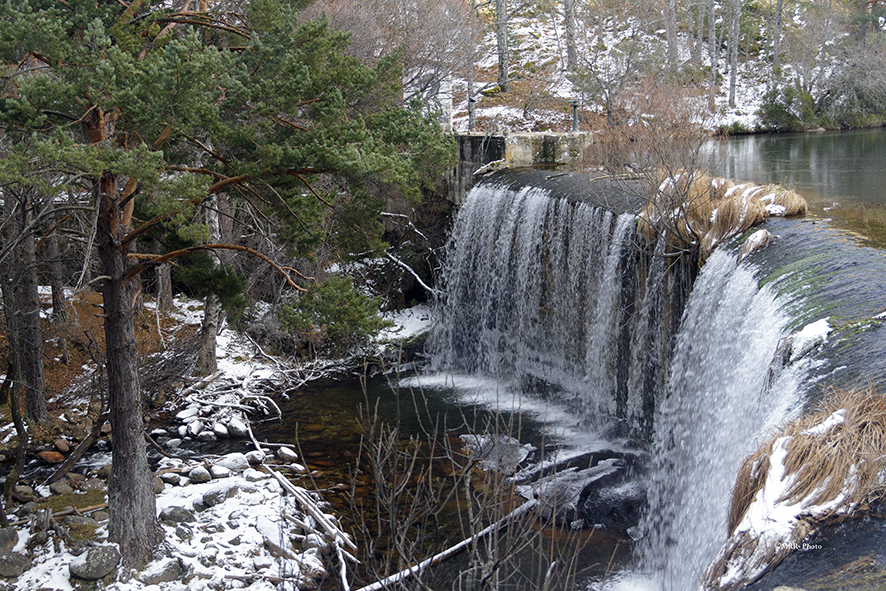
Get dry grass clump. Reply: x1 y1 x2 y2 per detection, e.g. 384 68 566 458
705 386 886 590
730 387 886 533
637 171 807 255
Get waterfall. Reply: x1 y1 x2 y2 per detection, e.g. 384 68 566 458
429 172 886 590
430 181 679 433
635 249 810 590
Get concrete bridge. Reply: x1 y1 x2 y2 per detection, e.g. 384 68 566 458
450 132 592 203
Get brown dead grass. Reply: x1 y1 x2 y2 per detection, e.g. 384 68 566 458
705 387 886 590
730 387 886 535
1 291 196 449
638 171 808 254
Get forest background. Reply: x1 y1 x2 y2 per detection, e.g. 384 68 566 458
1 0 885 572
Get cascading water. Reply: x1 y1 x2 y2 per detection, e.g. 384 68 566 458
430 181 687 434
429 174 886 590
634 250 811 590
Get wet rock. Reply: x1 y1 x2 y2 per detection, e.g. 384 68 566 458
160 506 196 524
0 553 30 577
97 464 112 480
188 420 205 437
245 450 265 465
197 430 216 442
203 482 240 507
39 450 65 464
67 472 86 484
276 447 299 463
139 557 182 585
49 481 74 496
188 466 212 484
54 438 70 453
69 545 120 580
227 418 249 438
217 452 250 471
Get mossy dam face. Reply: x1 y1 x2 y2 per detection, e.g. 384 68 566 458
424 171 886 590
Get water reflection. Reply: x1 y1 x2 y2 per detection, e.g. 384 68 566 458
704 128 886 247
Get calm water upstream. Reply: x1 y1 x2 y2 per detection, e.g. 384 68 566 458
704 127 886 246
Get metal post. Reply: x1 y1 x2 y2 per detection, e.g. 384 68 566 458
569 99 580 132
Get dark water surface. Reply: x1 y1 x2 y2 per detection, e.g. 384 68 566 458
705 128 886 247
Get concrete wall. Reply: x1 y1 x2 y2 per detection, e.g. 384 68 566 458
450 132 592 203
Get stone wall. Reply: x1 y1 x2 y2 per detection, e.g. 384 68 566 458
449 132 592 203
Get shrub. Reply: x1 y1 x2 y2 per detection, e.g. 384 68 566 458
278 275 392 356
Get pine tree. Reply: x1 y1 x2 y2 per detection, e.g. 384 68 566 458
1 0 452 568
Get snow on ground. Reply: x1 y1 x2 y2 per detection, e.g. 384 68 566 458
7 293 430 591
377 303 434 342
455 12 773 134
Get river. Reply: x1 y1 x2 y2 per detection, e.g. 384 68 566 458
260 128 886 591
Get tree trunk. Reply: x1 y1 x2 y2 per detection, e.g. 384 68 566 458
156 262 173 311
707 0 718 109
495 0 509 92
728 0 740 107
196 194 221 376
666 0 678 69
89 104 162 570
692 0 704 65
773 0 783 70
47 200 67 325
563 0 578 72
9 190 48 425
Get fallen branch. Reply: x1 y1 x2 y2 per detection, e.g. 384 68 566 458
354 498 539 591
384 251 438 298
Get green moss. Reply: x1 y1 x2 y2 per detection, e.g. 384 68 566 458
35 489 106 513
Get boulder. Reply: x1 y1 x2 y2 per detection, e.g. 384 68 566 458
0 553 30 577
202 482 240 507
245 450 265 465
37 451 65 464
139 557 182 585
159 506 196 524
69 545 120 580
49 481 74 496
188 466 212 484
0 527 18 551
226 418 249 438
216 452 250 471
276 447 299 463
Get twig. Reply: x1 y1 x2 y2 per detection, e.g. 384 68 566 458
354 498 539 591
